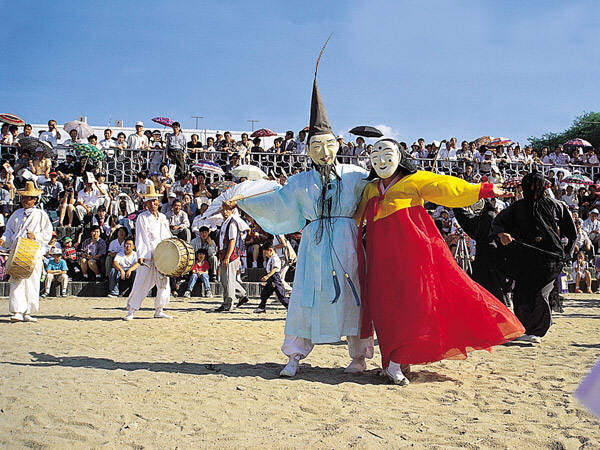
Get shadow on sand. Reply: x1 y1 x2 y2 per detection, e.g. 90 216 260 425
5 352 457 386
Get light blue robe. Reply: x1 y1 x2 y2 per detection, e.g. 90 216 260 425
238 164 368 343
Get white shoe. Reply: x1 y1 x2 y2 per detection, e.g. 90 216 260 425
279 354 301 377
515 334 542 344
123 311 135 321
344 357 367 374
10 313 24 322
154 311 173 319
183 291 191 298
23 314 38 323
385 361 410 386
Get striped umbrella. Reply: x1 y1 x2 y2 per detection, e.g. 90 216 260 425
152 117 174 127
564 138 593 148
502 176 522 189
250 128 277 138
563 174 593 186
488 137 513 147
191 160 225 175
0 113 25 125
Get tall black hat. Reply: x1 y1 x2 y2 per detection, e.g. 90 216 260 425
308 35 334 143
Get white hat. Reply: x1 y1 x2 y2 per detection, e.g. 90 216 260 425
336 134 344 140
51 247 63 255
432 140 440 147
136 121 144 127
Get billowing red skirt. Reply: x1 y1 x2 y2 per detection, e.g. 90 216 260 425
359 205 524 368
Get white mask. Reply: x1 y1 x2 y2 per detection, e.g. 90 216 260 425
308 133 338 166
370 140 400 179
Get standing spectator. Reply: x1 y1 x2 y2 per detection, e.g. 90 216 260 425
584 148 599 166
549 145 570 166
16 123 33 143
254 244 289 314
105 226 128 275
79 226 106 280
183 249 212 298
583 208 600 251
63 129 82 146
187 134 203 155
218 131 235 153
148 130 165 173
165 122 187 177
296 129 307 154
237 133 252 162
127 121 149 150
108 237 138 297
42 248 69 297
166 199 191 241
280 131 297 154
39 119 62 148
99 129 116 158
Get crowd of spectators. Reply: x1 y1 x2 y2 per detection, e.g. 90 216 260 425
2 119 600 297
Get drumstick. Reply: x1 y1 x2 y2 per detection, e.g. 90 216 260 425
229 188 277 203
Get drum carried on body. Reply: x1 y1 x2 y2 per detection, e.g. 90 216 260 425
153 238 195 277
6 237 40 279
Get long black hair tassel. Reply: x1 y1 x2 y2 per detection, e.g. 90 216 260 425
331 270 341 303
344 272 361 306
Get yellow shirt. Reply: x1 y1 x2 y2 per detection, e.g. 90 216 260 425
355 171 484 223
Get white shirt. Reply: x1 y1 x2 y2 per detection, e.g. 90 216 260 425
136 180 154 195
1 208 53 257
77 187 100 208
583 218 600 236
549 152 570 166
273 235 285 258
99 138 116 157
115 251 138 271
172 181 193 196
108 238 126 254
265 253 282 273
127 133 149 150
135 210 172 259
296 140 306 154
39 130 59 147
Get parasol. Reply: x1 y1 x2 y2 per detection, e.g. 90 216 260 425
191 160 225 175
152 117 174 127
562 174 593 186
231 164 267 180
201 179 278 219
250 128 277 138
502 176 522 189
73 143 106 161
64 120 94 140
564 138 593 148
488 137 513 147
348 126 383 138
18 137 53 157
0 113 25 126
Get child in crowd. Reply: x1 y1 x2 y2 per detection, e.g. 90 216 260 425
574 251 593 294
108 238 138 297
254 244 289 314
184 249 212 298
61 236 79 278
43 247 69 297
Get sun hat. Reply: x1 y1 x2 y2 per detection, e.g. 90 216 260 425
140 184 161 200
17 181 42 197
136 121 144 127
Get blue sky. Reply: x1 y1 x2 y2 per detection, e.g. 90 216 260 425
2 0 599 144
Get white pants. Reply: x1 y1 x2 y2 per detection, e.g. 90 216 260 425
45 273 68 293
279 259 292 293
281 334 374 360
9 258 43 314
126 263 170 312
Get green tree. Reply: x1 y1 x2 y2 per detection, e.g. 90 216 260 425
528 111 600 149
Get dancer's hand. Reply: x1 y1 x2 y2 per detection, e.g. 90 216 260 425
498 232 514 246
493 185 513 198
27 231 36 239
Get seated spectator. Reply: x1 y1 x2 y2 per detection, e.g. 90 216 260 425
75 180 100 226
56 152 78 182
79 226 106 280
182 193 196 219
574 251 593 293
150 171 167 195
91 205 111 238
561 185 577 208
94 172 110 209
190 225 218 280
172 172 194 198
42 247 69 297
58 179 77 226
584 148 599 166
183 249 212 298
574 218 594 260
583 208 600 251
224 154 241 174
61 236 79 277
167 199 191 241
549 145 570 166
108 237 138 297
110 192 136 220
31 148 51 183
159 163 174 189
245 219 269 268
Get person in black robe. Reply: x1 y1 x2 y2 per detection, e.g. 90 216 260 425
490 171 576 343
453 199 510 306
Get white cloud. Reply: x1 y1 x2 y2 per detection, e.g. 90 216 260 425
374 124 401 140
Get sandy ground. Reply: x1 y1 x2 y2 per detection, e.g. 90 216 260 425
0 294 599 449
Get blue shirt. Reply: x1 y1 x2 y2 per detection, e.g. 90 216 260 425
46 258 67 272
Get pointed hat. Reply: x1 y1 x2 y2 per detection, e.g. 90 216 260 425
308 35 334 143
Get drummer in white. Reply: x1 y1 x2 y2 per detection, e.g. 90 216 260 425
0 181 53 322
124 185 173 321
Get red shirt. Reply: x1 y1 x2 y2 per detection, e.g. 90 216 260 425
192 260 209 274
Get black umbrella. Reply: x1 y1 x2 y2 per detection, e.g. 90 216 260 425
349 126 383 138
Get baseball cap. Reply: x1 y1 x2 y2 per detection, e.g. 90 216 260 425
49 171 57 176
63 236 72 243
51 247 62 255
591 209 599 215
136 121 144 127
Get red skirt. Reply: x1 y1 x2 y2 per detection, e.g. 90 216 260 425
359 205 524 368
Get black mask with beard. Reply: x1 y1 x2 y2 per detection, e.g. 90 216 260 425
314 162 341 244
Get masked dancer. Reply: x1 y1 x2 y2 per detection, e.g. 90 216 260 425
355 139 524 385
